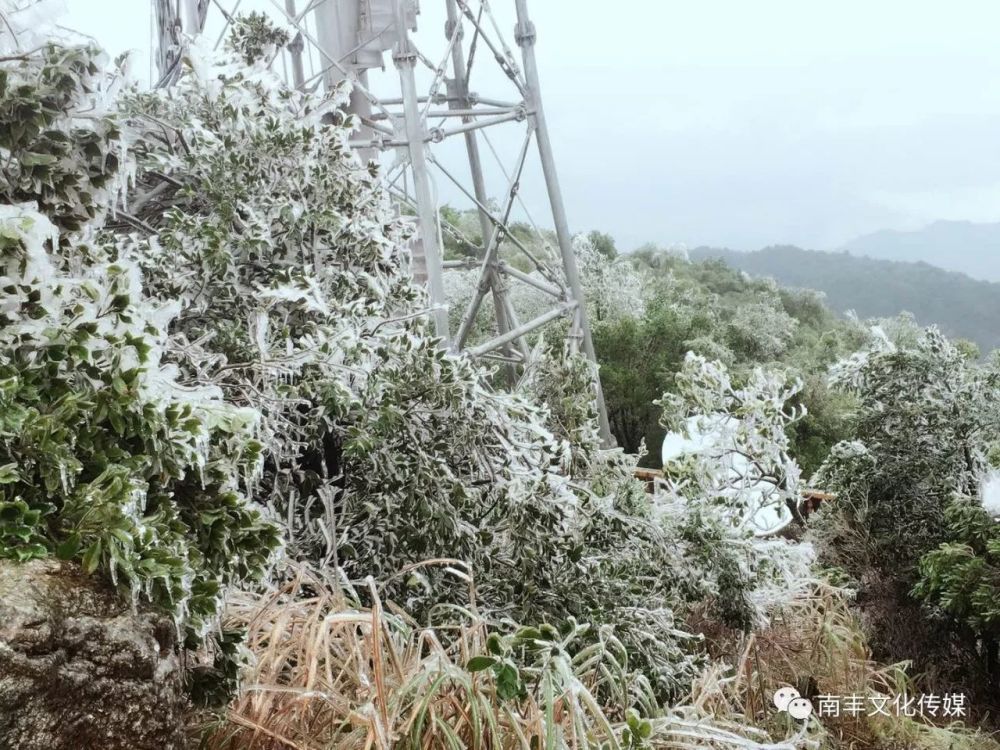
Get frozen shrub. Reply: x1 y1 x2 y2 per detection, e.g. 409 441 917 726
0 203 279 644
0 31 281 701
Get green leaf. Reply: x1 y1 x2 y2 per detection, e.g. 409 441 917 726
15 544 48 562
21 152 58 166
0 500 26 523
494 663 522 701
465 656 496 673
82 538 102 574
513 626 542 643
56 533 82 560
0 463 19 484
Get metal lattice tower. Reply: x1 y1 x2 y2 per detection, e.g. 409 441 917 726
154 0 612 445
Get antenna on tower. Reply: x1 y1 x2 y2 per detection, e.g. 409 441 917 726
154 0 613 447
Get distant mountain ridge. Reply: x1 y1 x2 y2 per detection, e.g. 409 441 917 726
841 220 1000 282
689 245 1000 354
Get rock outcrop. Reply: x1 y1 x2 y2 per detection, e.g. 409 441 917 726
0 559 190 749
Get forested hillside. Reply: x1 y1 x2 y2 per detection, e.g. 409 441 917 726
594 250 864 471
690 245 1000 354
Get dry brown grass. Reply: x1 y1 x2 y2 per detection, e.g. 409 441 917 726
201 562 999 749
201 562 821 750
203 561 625 749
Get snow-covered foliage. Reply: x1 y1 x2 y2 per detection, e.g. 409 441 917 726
1 6 832 718
227 11 291 65
724 301 799 360
0 14 281 683
659 353 805 532
93 28 823 699
814 322 1000 574
808 320 1000 708
576 233 648 323
0 203 279 637
91 34 585 629
517 339 604 474
656 354 814 628
0 36 126 231
515 343 711 696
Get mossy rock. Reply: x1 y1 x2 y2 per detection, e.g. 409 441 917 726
0 559 190 749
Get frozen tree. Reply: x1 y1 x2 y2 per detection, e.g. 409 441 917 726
659 353 806 531
814 322 999 575
75 24 587 626
655 354 814 629
575 233 648 323
724 301 798 360
807 321 1000 701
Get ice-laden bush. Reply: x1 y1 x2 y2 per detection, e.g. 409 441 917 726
656 354 816 631
101 21 825 702
0 10 816 706
0 29 126 233
515 342 708 699
122 49 700 673
0 203 280 645
0 23 281 700
109 29 532 577
811 322 999 577
807 321 1000 710
514 346 816 700
98 18 708 663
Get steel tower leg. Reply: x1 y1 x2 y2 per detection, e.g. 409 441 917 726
513 0 612 447
444 0 525 373
283 0 306 89
392 0 450 339
313 1 375 163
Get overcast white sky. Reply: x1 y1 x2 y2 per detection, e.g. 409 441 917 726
63 1 1000 251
